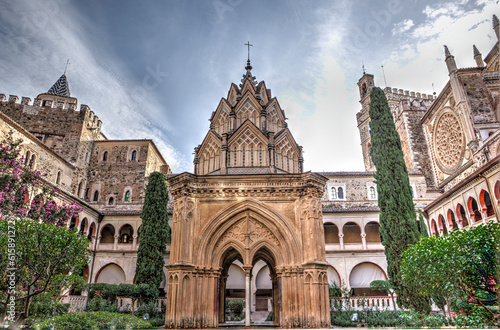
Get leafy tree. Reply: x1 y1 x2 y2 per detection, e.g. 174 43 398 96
401 222 500 320
0 216 89 326
418 210 429 238
368 87 427 311
135 172 170 291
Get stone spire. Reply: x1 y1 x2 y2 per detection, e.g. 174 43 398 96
444 45 457 74
47 74 71 97
493 14 499 40
473 45 484 67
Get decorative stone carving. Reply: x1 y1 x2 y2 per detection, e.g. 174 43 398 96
434 112 464 173
215 218 280 250
250 219 279 246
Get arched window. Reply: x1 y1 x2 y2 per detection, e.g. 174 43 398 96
56 171 61 185
103 151 108 161
456 204 469 227
369 186 376 200
468 197 482 222
30 155 36 169
100 225 115 244
93 190 99 202
480 190 495 217
253 113 256 124
25 151 30 165
431 219 439 237
233 147 237 166
242 146 246 166
331 187 337 200
447 209 458 230
495 181 500 204
324 223 339 244
108 197 114 205
338 187 344 199
343 222 362 244
77 182 83 197
124 190 131 202
119 224 134 244
259 146 262 166
250 146 254 166
239 114 242 126
365 222 381 243
438 215 448 235
69 216 77 229
131 150 137 161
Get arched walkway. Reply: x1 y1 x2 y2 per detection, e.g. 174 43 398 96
95 263 126 284
456 204 469 227
349 262 386 296
324 222 339 244
166 198 329 328
365 222 381 243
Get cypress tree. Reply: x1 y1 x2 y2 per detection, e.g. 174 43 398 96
418 210 429 238
368 87 426 310
135 171 170 290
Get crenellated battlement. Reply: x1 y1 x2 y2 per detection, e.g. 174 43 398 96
383 87 436 100
0 93 103 130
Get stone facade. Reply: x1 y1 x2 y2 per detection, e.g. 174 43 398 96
1 14 499 329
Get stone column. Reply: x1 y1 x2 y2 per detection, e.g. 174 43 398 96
245 273 251 326
132 234 138 249
113 234 119 250
221 133 228 175
219 275 228 324
339 233 344 250
260 110 267 131
361 233 367 250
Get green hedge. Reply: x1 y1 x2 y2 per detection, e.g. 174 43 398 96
39 311 155 329
86 283 159 302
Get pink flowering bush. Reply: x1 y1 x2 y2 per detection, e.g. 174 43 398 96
0 132 82 225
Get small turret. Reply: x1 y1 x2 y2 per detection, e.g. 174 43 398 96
47 74 71 97
37 73 77 110
473 45 485 67
444 45 457 74
493 14 499 40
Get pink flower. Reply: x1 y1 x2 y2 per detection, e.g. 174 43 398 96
468 298 474 302
452 312 456 316
459 310 463 313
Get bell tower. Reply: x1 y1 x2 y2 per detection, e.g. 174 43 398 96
356 73 376 171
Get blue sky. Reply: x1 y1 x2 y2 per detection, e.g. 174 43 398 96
0 0 498 172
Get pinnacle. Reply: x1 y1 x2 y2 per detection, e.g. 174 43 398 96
473 45 481 56
444 45 452 57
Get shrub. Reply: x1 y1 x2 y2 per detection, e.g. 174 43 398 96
86 293 118 313
39 311 155 329
134 301 165 322
454 306 495 328
227 298 244 316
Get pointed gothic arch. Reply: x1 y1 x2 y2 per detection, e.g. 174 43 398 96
197 199 302 268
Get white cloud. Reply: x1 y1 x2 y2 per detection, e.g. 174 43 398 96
381 2 497 95
392 19 414 35
0 0 190 172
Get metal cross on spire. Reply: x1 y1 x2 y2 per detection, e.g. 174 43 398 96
244 41 253 61
64 59 70 75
